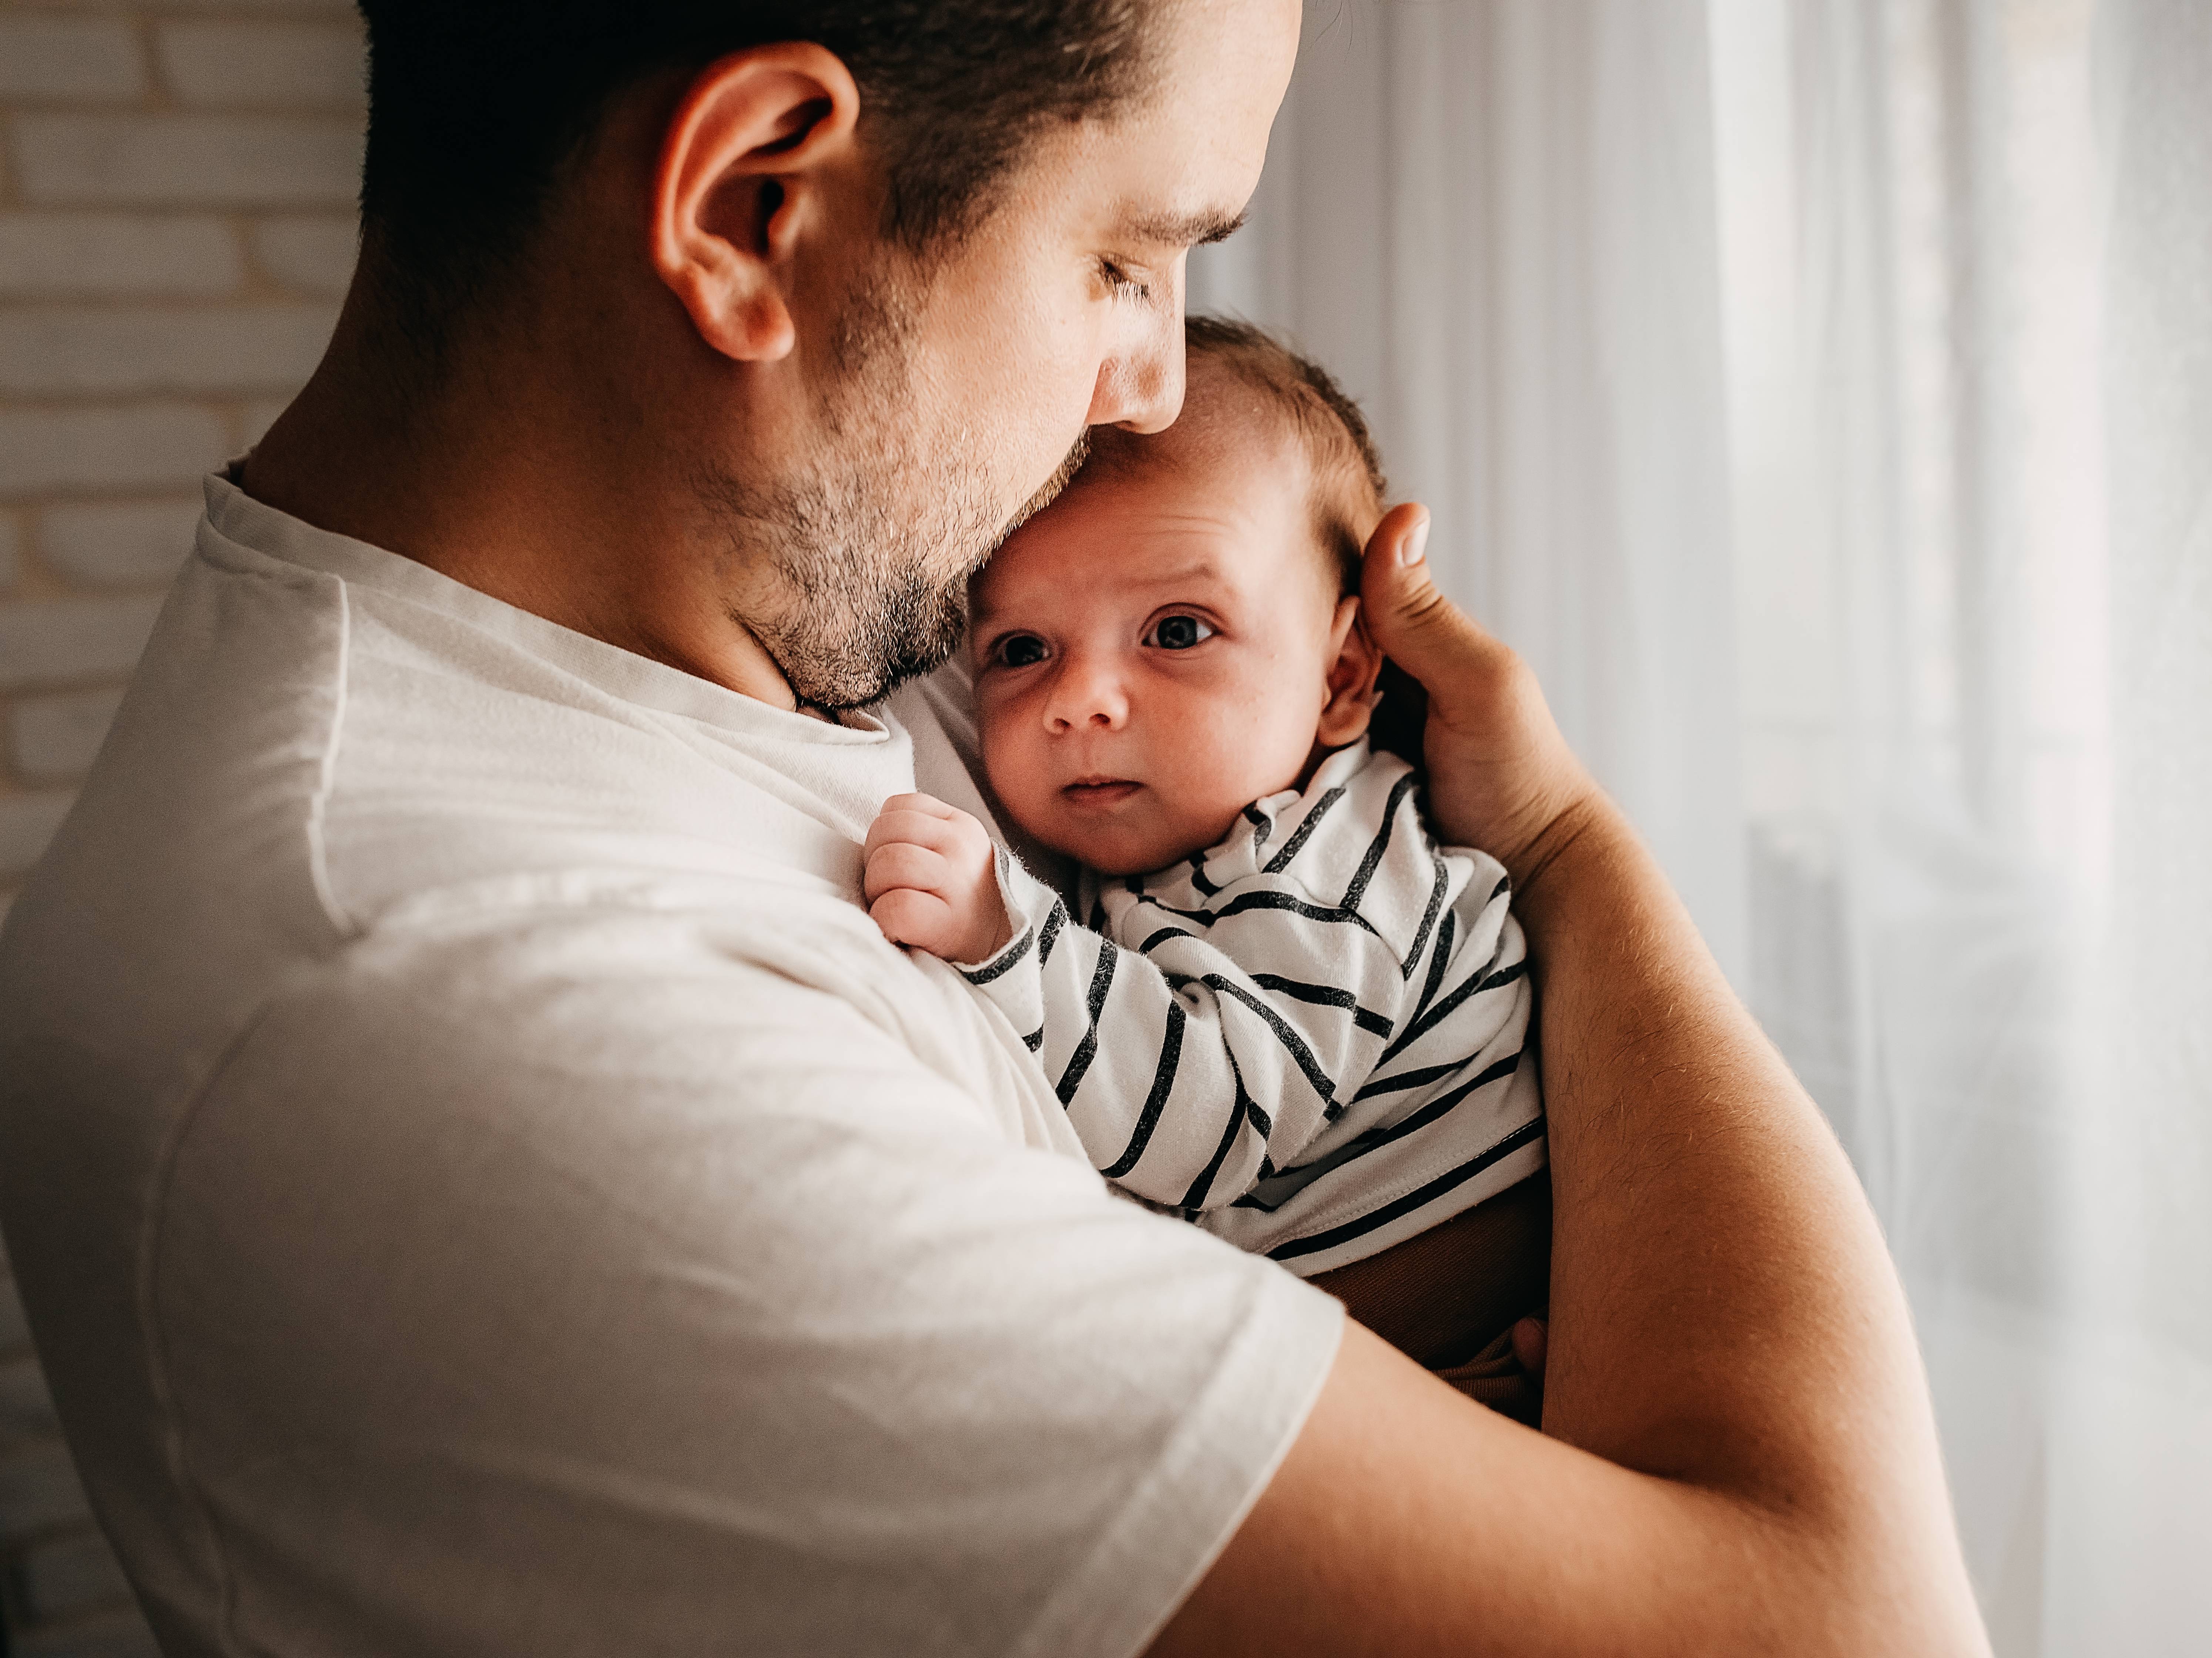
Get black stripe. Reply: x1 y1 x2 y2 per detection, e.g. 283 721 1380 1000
1286 1048 1527 1178
1339 769 1421 912
1477 956 1528 994
1202 973 1341 1106
1054 939 1118 1105
1350 1059 1466 1102
1037 899 1068 966
1398 852 1451 982
1364 1049 1526 1148
1487 872 1512 907
1136 924 1197 956
1188 853 1220 897
1100 999 1185 1178
1379 948 1527 1067
1245 1094 1276 1143
1131 887 1384 940
1267 1116 1547 1262
1180 1058 1256 1209
1262 785 1346 875
1022 1026 1044 1052
958 922 1034 985
1411 908 1457 1022
1250 973 1394 1036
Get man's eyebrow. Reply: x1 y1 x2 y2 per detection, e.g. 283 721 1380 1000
1118 205 1248 248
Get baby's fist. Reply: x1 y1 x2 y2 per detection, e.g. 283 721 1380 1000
863 793 1014 966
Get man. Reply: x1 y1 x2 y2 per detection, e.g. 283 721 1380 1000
0 2 1987 1653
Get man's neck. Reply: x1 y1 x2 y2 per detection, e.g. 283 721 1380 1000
241 288 803 711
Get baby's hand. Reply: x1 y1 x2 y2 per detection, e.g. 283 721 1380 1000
863 793 1014 965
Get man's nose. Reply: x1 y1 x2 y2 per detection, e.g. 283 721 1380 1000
1045 653 1130 732
1086 260 1187 434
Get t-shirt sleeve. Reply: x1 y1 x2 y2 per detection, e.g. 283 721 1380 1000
151 897 1343 1658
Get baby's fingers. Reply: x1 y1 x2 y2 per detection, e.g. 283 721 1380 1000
869 886 955 953
864 805 975 864
863 840 951 903
878 791 960 821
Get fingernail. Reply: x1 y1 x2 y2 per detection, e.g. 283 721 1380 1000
1402 516 1430 567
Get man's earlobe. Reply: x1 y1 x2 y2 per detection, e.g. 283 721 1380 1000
1317 595 1386 747
650 45 862 363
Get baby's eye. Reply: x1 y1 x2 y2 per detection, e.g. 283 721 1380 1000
1146 615 1216 651
995 633 1049 668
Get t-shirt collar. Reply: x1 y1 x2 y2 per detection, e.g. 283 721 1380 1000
200 467 894 749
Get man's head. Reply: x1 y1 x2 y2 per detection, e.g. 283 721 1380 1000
337 0 1300 710
969 321 1389 876
357 2 1163 355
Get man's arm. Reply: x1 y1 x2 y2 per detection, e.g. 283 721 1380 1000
1148 509 1988 1656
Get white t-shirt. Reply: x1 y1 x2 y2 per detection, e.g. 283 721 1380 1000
0 475 1342 1658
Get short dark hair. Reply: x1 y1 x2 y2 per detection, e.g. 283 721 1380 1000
355 1 1166 337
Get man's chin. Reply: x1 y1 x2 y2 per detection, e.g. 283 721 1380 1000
777 601 969 713
995 429 1093 546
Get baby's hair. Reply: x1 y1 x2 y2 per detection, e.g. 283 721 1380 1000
1181 315 1388 594
1082 316 1388 595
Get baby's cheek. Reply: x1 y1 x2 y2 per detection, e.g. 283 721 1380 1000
978 718 1057 833
1154 702 1288 827
1227 686 1317 793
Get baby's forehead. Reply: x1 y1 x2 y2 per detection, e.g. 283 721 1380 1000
972 485 1329 645
973 366 1341 614
1108 375 1308 483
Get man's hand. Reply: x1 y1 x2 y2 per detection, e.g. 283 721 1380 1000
863 793 1015 965
1358 505 1603 896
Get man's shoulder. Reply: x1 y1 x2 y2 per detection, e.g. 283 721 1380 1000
236 880 1001 1119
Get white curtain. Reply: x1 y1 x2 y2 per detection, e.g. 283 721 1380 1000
1190 0 1747 978
1192 3 2211 1650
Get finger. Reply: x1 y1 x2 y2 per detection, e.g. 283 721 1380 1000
1357 504 1514 701
877 792 959 822
869 887 953 951
862 808 972 862
862 841 950 902
1511 1315 1548 1380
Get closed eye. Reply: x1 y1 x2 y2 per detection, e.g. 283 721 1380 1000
1100 258 1153 302
1145 614 1216 651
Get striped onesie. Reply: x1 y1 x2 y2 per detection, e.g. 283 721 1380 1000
963 739 1548 1277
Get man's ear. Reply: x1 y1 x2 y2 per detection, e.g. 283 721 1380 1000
650 44 861 362
1317 593 1386 748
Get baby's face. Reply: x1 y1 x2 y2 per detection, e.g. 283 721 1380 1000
971 442 1354 876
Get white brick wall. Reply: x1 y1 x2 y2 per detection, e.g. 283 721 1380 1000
0 3 365 1647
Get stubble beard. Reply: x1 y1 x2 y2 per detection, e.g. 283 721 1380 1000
697 262 1092 713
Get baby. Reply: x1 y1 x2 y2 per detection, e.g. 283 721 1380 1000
867 320 1548 1369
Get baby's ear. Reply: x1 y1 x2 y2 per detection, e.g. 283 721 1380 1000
1317 594 1385 746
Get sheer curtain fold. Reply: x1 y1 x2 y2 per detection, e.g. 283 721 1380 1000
1190 0 1747 981
1192 2 2210 1650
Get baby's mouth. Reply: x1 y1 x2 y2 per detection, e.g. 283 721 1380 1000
1062 776 1143 808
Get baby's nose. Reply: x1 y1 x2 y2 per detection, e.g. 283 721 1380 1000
1046 657 1129 731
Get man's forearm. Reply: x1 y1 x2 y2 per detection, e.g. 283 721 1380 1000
1150 524 1986 1656
1516 796 1969 1574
